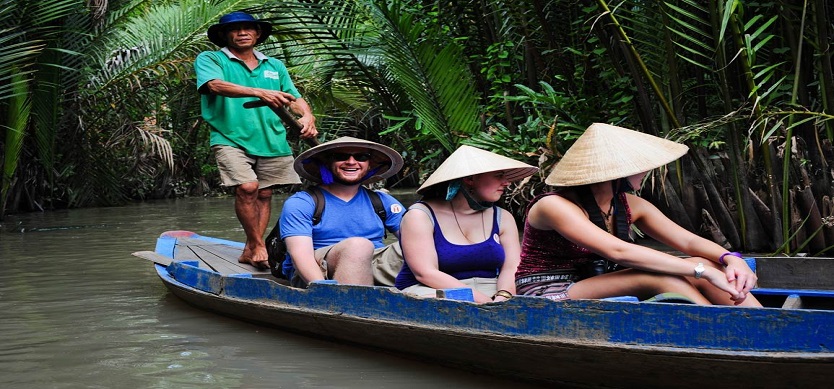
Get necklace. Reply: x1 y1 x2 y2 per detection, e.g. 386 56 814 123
451 201 486 243
600 200 615 234
600 201 614 219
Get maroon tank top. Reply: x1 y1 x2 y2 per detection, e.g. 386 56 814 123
516 191 632 278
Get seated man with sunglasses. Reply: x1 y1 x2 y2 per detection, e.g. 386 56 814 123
278 137 406 288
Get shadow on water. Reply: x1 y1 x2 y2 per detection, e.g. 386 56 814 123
0 194 552 389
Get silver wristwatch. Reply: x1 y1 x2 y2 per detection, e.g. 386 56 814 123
694 262 705 279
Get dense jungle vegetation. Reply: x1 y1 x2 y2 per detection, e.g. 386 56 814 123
1 0 833 255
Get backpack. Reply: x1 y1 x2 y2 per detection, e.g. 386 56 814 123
265 186 387 278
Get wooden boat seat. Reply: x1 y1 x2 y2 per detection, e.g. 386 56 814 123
749 256 834 310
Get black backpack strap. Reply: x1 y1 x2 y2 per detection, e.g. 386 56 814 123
577 185 630 241
367 189 387 222
305 186 326 225
575 185 631 276
366 188 388 238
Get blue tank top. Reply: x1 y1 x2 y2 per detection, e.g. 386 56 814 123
395 203 505 290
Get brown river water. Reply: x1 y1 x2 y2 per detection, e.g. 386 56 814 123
0 193 547 388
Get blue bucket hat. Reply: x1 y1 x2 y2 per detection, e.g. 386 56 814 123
207 11 273 47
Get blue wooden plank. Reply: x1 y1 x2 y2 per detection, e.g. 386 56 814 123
167 261 222 294
745 257 756 272
154 234 177 257
753 288 834 298
437 288 474 301
602 296 640 302
224 274 273 300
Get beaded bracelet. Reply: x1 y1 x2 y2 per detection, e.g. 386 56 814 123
493 290 513 300
719 251 742 266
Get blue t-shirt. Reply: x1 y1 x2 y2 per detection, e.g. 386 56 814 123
194 48 301 157
395 203 505 290
279 187 404 276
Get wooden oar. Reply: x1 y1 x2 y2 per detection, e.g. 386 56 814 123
242 100 319 146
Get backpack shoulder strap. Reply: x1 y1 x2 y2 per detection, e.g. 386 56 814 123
366 188 388 239
305 186 326 226
367 189 387 222
577 185 630 242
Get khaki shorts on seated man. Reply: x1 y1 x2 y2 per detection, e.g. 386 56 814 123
278 137 406 287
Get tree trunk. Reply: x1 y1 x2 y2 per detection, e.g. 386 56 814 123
748 188 774 241
822 196 834 255
688 152 741 249
796 185 827 254
645 170 696 233
789 189 806 250
701 209 731 249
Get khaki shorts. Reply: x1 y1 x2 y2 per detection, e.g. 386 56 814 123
401 277 497 298
212 145 301 189
290 242 404 288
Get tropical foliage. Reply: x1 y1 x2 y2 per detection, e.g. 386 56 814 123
1 0 832 255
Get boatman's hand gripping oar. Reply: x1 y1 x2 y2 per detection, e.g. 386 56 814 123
243 100 319 147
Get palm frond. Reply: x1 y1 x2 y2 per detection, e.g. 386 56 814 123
88 0 251 92
663 0 715 70
368 0 479 152
2 72 31 212
255 1 404 114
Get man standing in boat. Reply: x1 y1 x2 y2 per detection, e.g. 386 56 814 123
194 11 318 270
278 137 405 287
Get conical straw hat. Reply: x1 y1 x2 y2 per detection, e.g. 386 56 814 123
417 145 538 194
294 136 404 184
545 123 689 186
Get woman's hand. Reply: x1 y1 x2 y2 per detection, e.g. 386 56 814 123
473 290 494 304
702 267 748 304
722 256 758 296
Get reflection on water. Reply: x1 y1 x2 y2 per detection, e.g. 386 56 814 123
0 193 544 388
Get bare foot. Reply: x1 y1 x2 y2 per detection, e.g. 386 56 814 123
238 244 269 270
250 245 269 269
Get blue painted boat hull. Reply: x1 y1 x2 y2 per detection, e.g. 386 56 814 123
143 231 834 387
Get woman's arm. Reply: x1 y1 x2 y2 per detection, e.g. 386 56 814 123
493 208 520 301
627 194 757 295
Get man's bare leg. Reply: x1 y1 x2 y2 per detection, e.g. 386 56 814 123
253 187 273 263
235 182 270 269
324 238 375 285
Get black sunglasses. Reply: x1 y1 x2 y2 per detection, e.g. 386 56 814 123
329 152 372 162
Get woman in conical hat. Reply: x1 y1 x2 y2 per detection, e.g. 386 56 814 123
516 123 760 306
394 145 538 303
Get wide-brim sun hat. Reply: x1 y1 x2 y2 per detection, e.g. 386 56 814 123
207 11 273 47
545 123 689 186
294 137 404 184
417 145 539 194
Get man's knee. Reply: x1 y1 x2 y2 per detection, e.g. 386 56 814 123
335 237 375 255
327 238 376 268
236 182 259 198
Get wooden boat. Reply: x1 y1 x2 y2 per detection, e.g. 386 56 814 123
134 230 834 388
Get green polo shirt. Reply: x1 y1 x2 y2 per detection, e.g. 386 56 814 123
195 48 302 157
